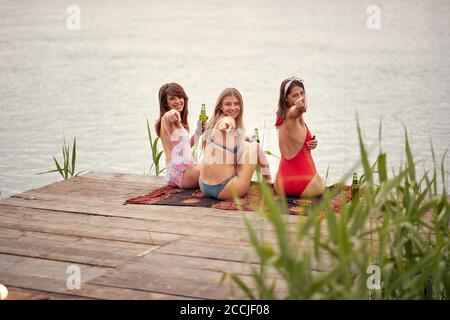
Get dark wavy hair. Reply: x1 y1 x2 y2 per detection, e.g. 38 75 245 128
155 83 189 137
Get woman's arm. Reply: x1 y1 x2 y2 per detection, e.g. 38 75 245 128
286 96 306 119
161 110 181 135
162 109 181 126
190 119 207 147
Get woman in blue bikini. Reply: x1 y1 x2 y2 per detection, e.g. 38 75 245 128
199 88 271 200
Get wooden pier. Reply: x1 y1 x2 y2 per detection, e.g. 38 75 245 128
0 172 301 300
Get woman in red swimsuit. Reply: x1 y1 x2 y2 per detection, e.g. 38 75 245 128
274 77 325 197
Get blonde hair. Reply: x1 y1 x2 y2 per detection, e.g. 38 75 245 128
205 88 245 131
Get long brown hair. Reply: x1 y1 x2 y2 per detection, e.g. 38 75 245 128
205 88 245 131
276 78 305 121
155 83 189 137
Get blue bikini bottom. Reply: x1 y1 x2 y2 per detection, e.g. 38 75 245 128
199 174 237 199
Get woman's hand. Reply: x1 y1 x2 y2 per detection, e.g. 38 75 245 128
307 135 317 150
201 117 208 133
218 118 236 132
195 118 208 137
166 109 181 126
295 96 306 113
245 135 254 142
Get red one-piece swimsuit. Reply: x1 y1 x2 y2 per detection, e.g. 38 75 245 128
275 116 317 196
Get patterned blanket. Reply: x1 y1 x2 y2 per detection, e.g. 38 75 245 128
124 182 352 215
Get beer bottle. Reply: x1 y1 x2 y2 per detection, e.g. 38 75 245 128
254 128 260 143
351 172 359 202
199 104 207 123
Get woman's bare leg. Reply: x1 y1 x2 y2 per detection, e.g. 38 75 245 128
217 142 256 200
181 164 201 188
301 174 325 197
273 176 284 196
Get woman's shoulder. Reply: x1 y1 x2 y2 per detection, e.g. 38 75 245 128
282 116 304 126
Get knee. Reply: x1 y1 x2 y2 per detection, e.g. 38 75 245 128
235 188 248 198
237 181 251 197
314 176 326 195
227 180 250 198
181 165 200 188
318 175 325 188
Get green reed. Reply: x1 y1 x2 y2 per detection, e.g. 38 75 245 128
225 120 449 300
36 137 84 180
146 118 165 176
192 134 202 163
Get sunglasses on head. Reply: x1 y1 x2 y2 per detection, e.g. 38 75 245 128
284 76 305 96
286 76 304 83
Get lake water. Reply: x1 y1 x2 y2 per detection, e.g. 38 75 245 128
1 0 449 198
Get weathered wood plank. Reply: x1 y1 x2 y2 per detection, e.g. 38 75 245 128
0 194 285 227
0 253 107 282
127 251 286 280
0 254 191 300
0 272 192 300
0 206 344 263
0 207 182 245
18 172 167 200
74 171 166 185
5 286 91 300
90 254 287 300
0 227 159 268
156 236 335 271
0 198 387 242
0 205 292 244
4 189 300 224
